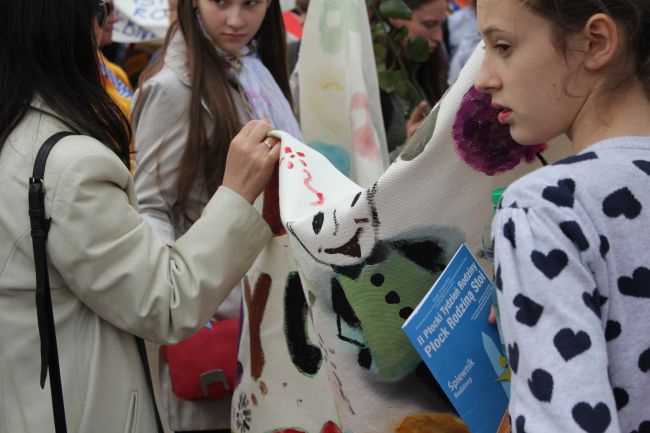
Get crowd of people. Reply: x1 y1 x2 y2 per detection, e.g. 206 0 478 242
1 0 649 432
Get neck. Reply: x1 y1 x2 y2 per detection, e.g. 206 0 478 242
569 79 650 152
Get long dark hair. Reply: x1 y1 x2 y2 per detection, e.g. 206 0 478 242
140 0 290 222
0 0 131 164
521 0 650 98
402 0 448 104
372 0 448 105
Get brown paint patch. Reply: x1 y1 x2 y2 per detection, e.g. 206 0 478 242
259 380 268 395
244 274 272 379
262 166 286 236
251 393 258 406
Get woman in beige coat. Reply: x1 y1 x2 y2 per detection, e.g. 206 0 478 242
0 0 280 432
132 0 300 431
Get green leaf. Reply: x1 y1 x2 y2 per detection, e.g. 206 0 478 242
405 37 430 63
390 25 409 44
373 43 387 63
371 22 390 38
394 70 418 109
378 70 397 91
378 0 412 20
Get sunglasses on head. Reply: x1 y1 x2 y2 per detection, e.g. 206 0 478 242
96 0 115 28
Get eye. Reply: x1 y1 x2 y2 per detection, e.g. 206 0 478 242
245 0 261 5
493 42 512 55
312 212 324 234
423 21 439 29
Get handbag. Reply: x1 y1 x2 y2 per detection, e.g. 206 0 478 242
29 132 163 433
161 318 239 400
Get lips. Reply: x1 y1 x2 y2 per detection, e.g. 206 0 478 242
492 103 513 124
223 34 246 40
497 110 512 124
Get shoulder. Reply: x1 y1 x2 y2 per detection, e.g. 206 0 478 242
132 66 189 127
504 140 650 210
45 134 131 196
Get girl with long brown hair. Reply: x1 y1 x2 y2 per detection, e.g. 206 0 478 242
132 0 300 431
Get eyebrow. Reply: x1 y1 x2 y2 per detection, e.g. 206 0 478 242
478 26 506 39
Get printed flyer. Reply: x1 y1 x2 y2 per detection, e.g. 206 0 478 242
402 243 510 433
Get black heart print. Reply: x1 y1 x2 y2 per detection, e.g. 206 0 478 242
602 187 642 219
605 320 621 342
633 160 650 175
613 387 629 411
504 218 516 249
543 178 576 208
618 267 650 298
560 221 589 252
572 402 611 433
513 294 544 327
531 249 568 280
508 342 519 374
553 328 592 361
528 369 553 402
639 347 650 373
555 152 598 165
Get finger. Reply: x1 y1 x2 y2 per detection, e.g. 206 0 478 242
410 101 427 121
238 120 260 138
247 121 274 144
265 138 282 162
263 136 281 148
488 307 497 324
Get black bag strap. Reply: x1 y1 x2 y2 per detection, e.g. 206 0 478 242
29 131 74 433
29 132 163 433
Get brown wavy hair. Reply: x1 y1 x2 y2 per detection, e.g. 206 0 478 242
520 0 650 99
140 0 290 222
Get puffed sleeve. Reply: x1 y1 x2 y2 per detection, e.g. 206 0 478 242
132 80 188 245
493 194 621 433
45 136 271 343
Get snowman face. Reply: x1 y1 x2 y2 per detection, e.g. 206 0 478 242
287 190 379 267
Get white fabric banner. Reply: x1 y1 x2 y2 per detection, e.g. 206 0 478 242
298 0 389 188
233 44 572 433
112 0 170 43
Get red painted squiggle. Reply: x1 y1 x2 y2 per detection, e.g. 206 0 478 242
302 169 324 205
281 146 325 206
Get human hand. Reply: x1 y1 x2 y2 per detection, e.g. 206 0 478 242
488 306 497 325
222 120 281 204
406 101 428 140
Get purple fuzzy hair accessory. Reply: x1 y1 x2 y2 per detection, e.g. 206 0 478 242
452 86 548 176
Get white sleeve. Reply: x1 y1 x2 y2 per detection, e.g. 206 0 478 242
493 202 621 433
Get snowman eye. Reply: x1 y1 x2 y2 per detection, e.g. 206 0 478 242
312 212 324 234
351 192 362 207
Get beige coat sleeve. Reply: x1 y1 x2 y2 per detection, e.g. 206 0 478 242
132 78 190 245
45 136 271 344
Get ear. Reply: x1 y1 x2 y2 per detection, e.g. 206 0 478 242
582 13 620 71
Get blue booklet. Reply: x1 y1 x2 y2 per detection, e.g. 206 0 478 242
402 243 510 433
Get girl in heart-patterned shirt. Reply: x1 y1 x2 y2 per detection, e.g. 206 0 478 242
475 0 650 432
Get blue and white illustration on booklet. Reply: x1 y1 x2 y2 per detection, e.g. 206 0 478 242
402 243 510 433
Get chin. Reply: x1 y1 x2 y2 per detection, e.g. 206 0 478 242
509 127 548 147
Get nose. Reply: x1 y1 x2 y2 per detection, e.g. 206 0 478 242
226 7 244 28
432 25 443 45
427 25 443 51
475 48 501 93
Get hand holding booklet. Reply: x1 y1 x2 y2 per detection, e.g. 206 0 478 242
402 243 511 433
